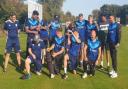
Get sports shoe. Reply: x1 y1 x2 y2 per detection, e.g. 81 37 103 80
110 72 118 78
17 66 22 71
63 73 68 79
36 71 42 76
109 70 114 75
50 74 55 79
21 74 31 80
82 72 87 79
73 70 77 74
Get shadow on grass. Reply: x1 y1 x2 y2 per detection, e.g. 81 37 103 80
96 66 110 76
0 51 27 74
0 53 4 69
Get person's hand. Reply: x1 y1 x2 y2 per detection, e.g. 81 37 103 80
115 43 120 48
52 52 58 58
84 58 88 61
32 54 36 60
36 26 40 31
95 60 99 65
30 26 37 30
33 31 38 35
67 30 73 34
47 48 51 52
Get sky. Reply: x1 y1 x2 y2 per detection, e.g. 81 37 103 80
62 0 128 19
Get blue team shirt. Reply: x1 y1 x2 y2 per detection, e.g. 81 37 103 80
75 20 88 42
86 23 97 39
49 20 60 38
29 41 44 60
87 38 100 61
4 20 20 39
69 36 81 56
53 36 65 53
107 22 119 44
39 20 48 40
25 18 39 38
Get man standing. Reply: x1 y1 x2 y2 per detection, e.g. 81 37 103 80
48 15 61 45
107 15 121 78
4 13 21 72
98 15 110 69
75 13 88 67
25 10 40 57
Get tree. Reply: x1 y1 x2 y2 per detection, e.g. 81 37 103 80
0 0 27 25
92 9 101 21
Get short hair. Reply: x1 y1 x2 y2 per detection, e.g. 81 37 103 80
32 10 39 15
91 29 98 36
79 13 83 17
56 28 62 33
10 12 16 17
88 15 93 19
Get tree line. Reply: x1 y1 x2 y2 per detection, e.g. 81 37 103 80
92 4 128 24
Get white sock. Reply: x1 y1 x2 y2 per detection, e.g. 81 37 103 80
64 68 67 74
101 60 103 66
80 61 83 63
107 62 110 66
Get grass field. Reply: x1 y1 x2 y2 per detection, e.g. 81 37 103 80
0 27 128 89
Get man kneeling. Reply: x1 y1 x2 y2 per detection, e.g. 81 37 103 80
63 30 81 79
21 35 44 79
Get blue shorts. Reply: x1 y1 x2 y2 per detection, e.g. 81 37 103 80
5 38 21 53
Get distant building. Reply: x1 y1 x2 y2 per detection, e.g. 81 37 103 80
24 0 43 20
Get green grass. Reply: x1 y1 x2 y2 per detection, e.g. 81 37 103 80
0 27 128 89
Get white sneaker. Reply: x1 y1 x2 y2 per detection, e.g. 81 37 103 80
51 74 55 79
36 71 42 76
109 70 114 75
82 72 87 79
110 72 118 78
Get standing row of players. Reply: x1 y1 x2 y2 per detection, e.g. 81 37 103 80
3 10 121 80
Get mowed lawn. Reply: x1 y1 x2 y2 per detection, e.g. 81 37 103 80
0 27 128 89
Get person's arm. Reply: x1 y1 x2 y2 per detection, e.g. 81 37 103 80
25 26 38 35
3 21 8 36
41 25 47 30
67 35 71 45
25 19 39 34
52 47 64 58
68 30 81 43
116 23 121 47
72 33 81 43
28 48 36 59
95 47 101 65
47 44 55 52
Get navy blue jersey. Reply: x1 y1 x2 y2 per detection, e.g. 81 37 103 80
53 36 65 53
87 38 100 61
75 20 88 42
69 36 81 56
39 20 48 40
25 18 39 39
49 20 60 38
86 23 97 39
4 20 20 39
107 22 120 44
29 41 45 60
